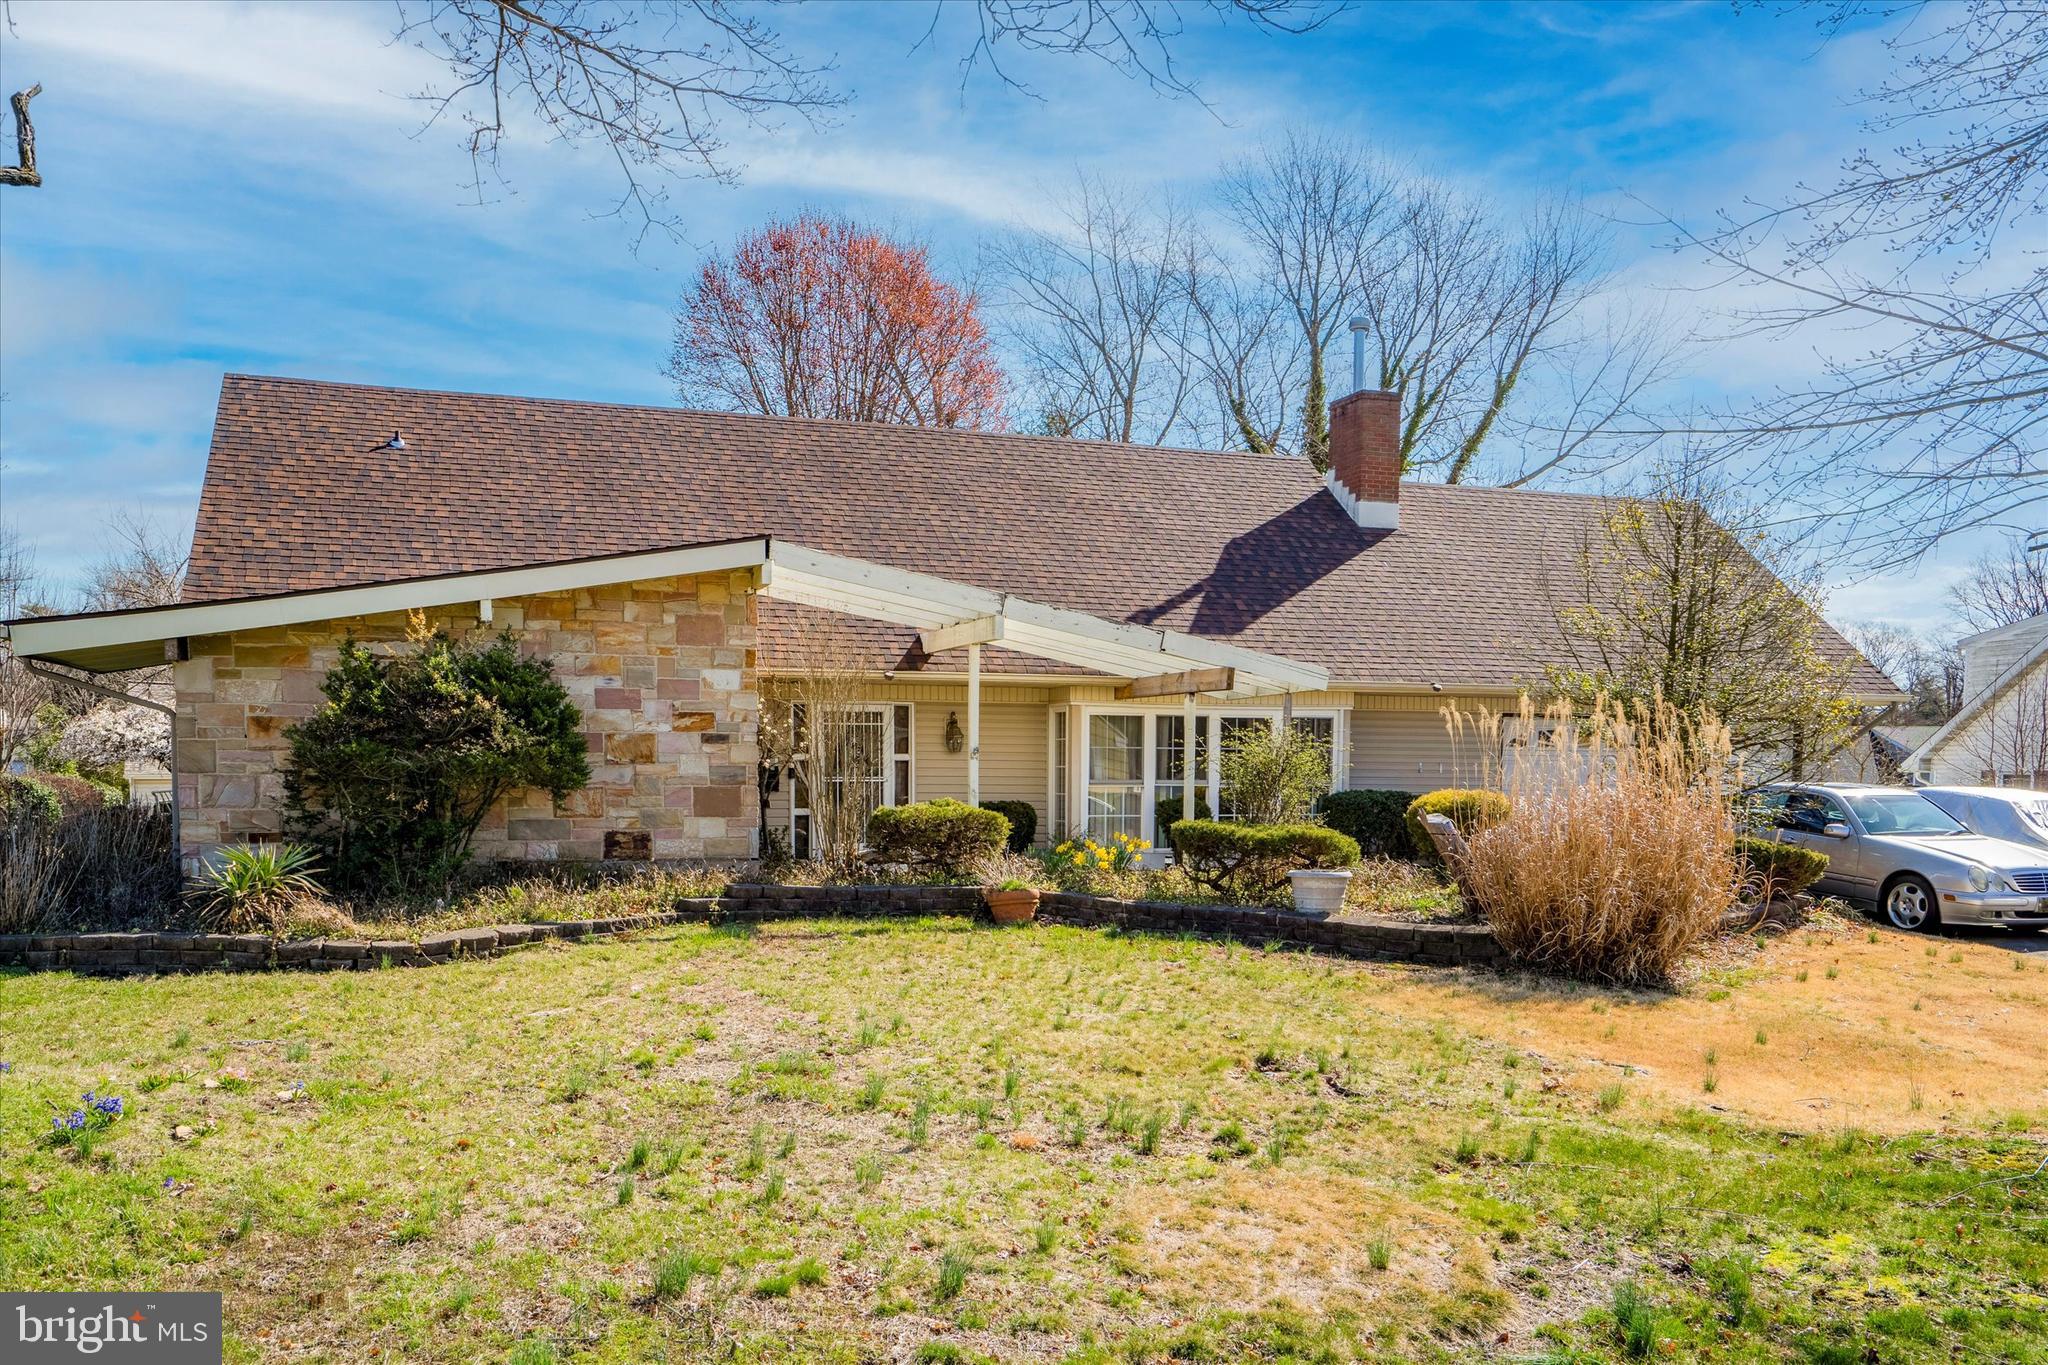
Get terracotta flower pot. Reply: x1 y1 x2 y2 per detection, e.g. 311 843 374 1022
983 888 1040 925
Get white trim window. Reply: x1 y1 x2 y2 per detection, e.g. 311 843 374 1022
1050 707 1071 842
790 703 913 859
1086 713 1146 843
1067 705 1342 844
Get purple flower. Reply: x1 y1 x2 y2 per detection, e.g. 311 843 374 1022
53 1110 88 1131
1 1061 12 1073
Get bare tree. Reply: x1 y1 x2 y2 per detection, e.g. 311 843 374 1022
1658 1 2047 563
81 511 187 612
1845 620 1956 723
1184 241 1303 453
390 1 1334 243
1949 534 2048 633
1362 188 1672 486
1219 134 1393 470
758 620 886 876
0 523 52 768
1215 141 1670 482
986 177 1200 445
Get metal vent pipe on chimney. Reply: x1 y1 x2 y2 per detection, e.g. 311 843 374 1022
1349 316 1367 395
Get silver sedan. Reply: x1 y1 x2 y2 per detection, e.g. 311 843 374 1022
1749 784 2048 934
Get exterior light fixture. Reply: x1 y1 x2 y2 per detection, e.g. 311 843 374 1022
944 711 965 754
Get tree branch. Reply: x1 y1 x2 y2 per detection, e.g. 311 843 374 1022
0 83 42 188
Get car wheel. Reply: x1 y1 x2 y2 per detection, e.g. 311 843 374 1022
1881 875 1941 933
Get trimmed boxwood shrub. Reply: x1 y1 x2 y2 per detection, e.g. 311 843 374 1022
979 800 1038 853
1736 837 1829 899
1154 790 1213 842
1314 789 1414 859
867 799 1010 875
1169 820 1360 904
1404 789 1511 864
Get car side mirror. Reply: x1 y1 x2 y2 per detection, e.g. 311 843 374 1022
1822 821 1850 838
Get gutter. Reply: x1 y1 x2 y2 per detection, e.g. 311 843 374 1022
21 657 181 866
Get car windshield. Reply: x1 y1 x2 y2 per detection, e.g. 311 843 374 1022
1843 791 1967 836
2018 800 2048 837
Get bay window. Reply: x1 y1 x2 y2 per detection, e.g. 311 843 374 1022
1071 707 1341 844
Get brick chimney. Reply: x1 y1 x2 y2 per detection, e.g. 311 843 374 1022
1325 387 1402 530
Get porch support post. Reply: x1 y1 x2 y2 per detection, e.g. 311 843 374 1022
966 642 982 807
1182 691 1196 829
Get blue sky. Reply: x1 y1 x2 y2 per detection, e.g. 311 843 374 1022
0 0 1989 635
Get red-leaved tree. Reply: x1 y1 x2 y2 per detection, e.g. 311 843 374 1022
669 215 1006 429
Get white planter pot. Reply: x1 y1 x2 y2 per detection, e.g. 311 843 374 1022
1288 869 1352 914
1136 847 1173 871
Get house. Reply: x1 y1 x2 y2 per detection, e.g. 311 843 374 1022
1906 614 2048 788
2 375 1897 869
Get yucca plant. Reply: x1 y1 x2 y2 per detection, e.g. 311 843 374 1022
192 842 324 932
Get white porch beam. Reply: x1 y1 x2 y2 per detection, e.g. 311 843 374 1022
1115 667 1236 700
966 643 982 807
920 616 1004 655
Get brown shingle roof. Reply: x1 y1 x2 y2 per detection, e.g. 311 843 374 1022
186 374 1893 693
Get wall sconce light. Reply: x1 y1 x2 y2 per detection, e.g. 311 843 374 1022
944 711 965 754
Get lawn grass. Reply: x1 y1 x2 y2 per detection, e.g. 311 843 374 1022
1 915 2043 1362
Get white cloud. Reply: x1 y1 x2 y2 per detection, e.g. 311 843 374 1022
6 0 434 124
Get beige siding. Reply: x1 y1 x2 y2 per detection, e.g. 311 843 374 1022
1347 707 1496 793
911 702 1050 837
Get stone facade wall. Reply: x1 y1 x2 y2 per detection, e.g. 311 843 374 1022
172 569 759 866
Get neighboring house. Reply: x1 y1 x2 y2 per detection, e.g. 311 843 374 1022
1906 614 2048 789
1816 723 1943 784
2 375 1898 869
123 759 172 806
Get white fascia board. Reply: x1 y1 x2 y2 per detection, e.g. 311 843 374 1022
8 538 770 665
767 543 1006 620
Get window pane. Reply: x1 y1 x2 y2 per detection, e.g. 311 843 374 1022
793 812 811 860
1089 714 1144 782
894 759 911 805
1291 716 1335 787
893 704 912 755
1155 715 1185 782
1087 786 1142 842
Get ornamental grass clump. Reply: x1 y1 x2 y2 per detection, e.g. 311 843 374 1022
1450 695 1740 987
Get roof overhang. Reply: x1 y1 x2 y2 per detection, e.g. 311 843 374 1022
3 537 773 673
4 536 1329 697
758 543 1326 698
